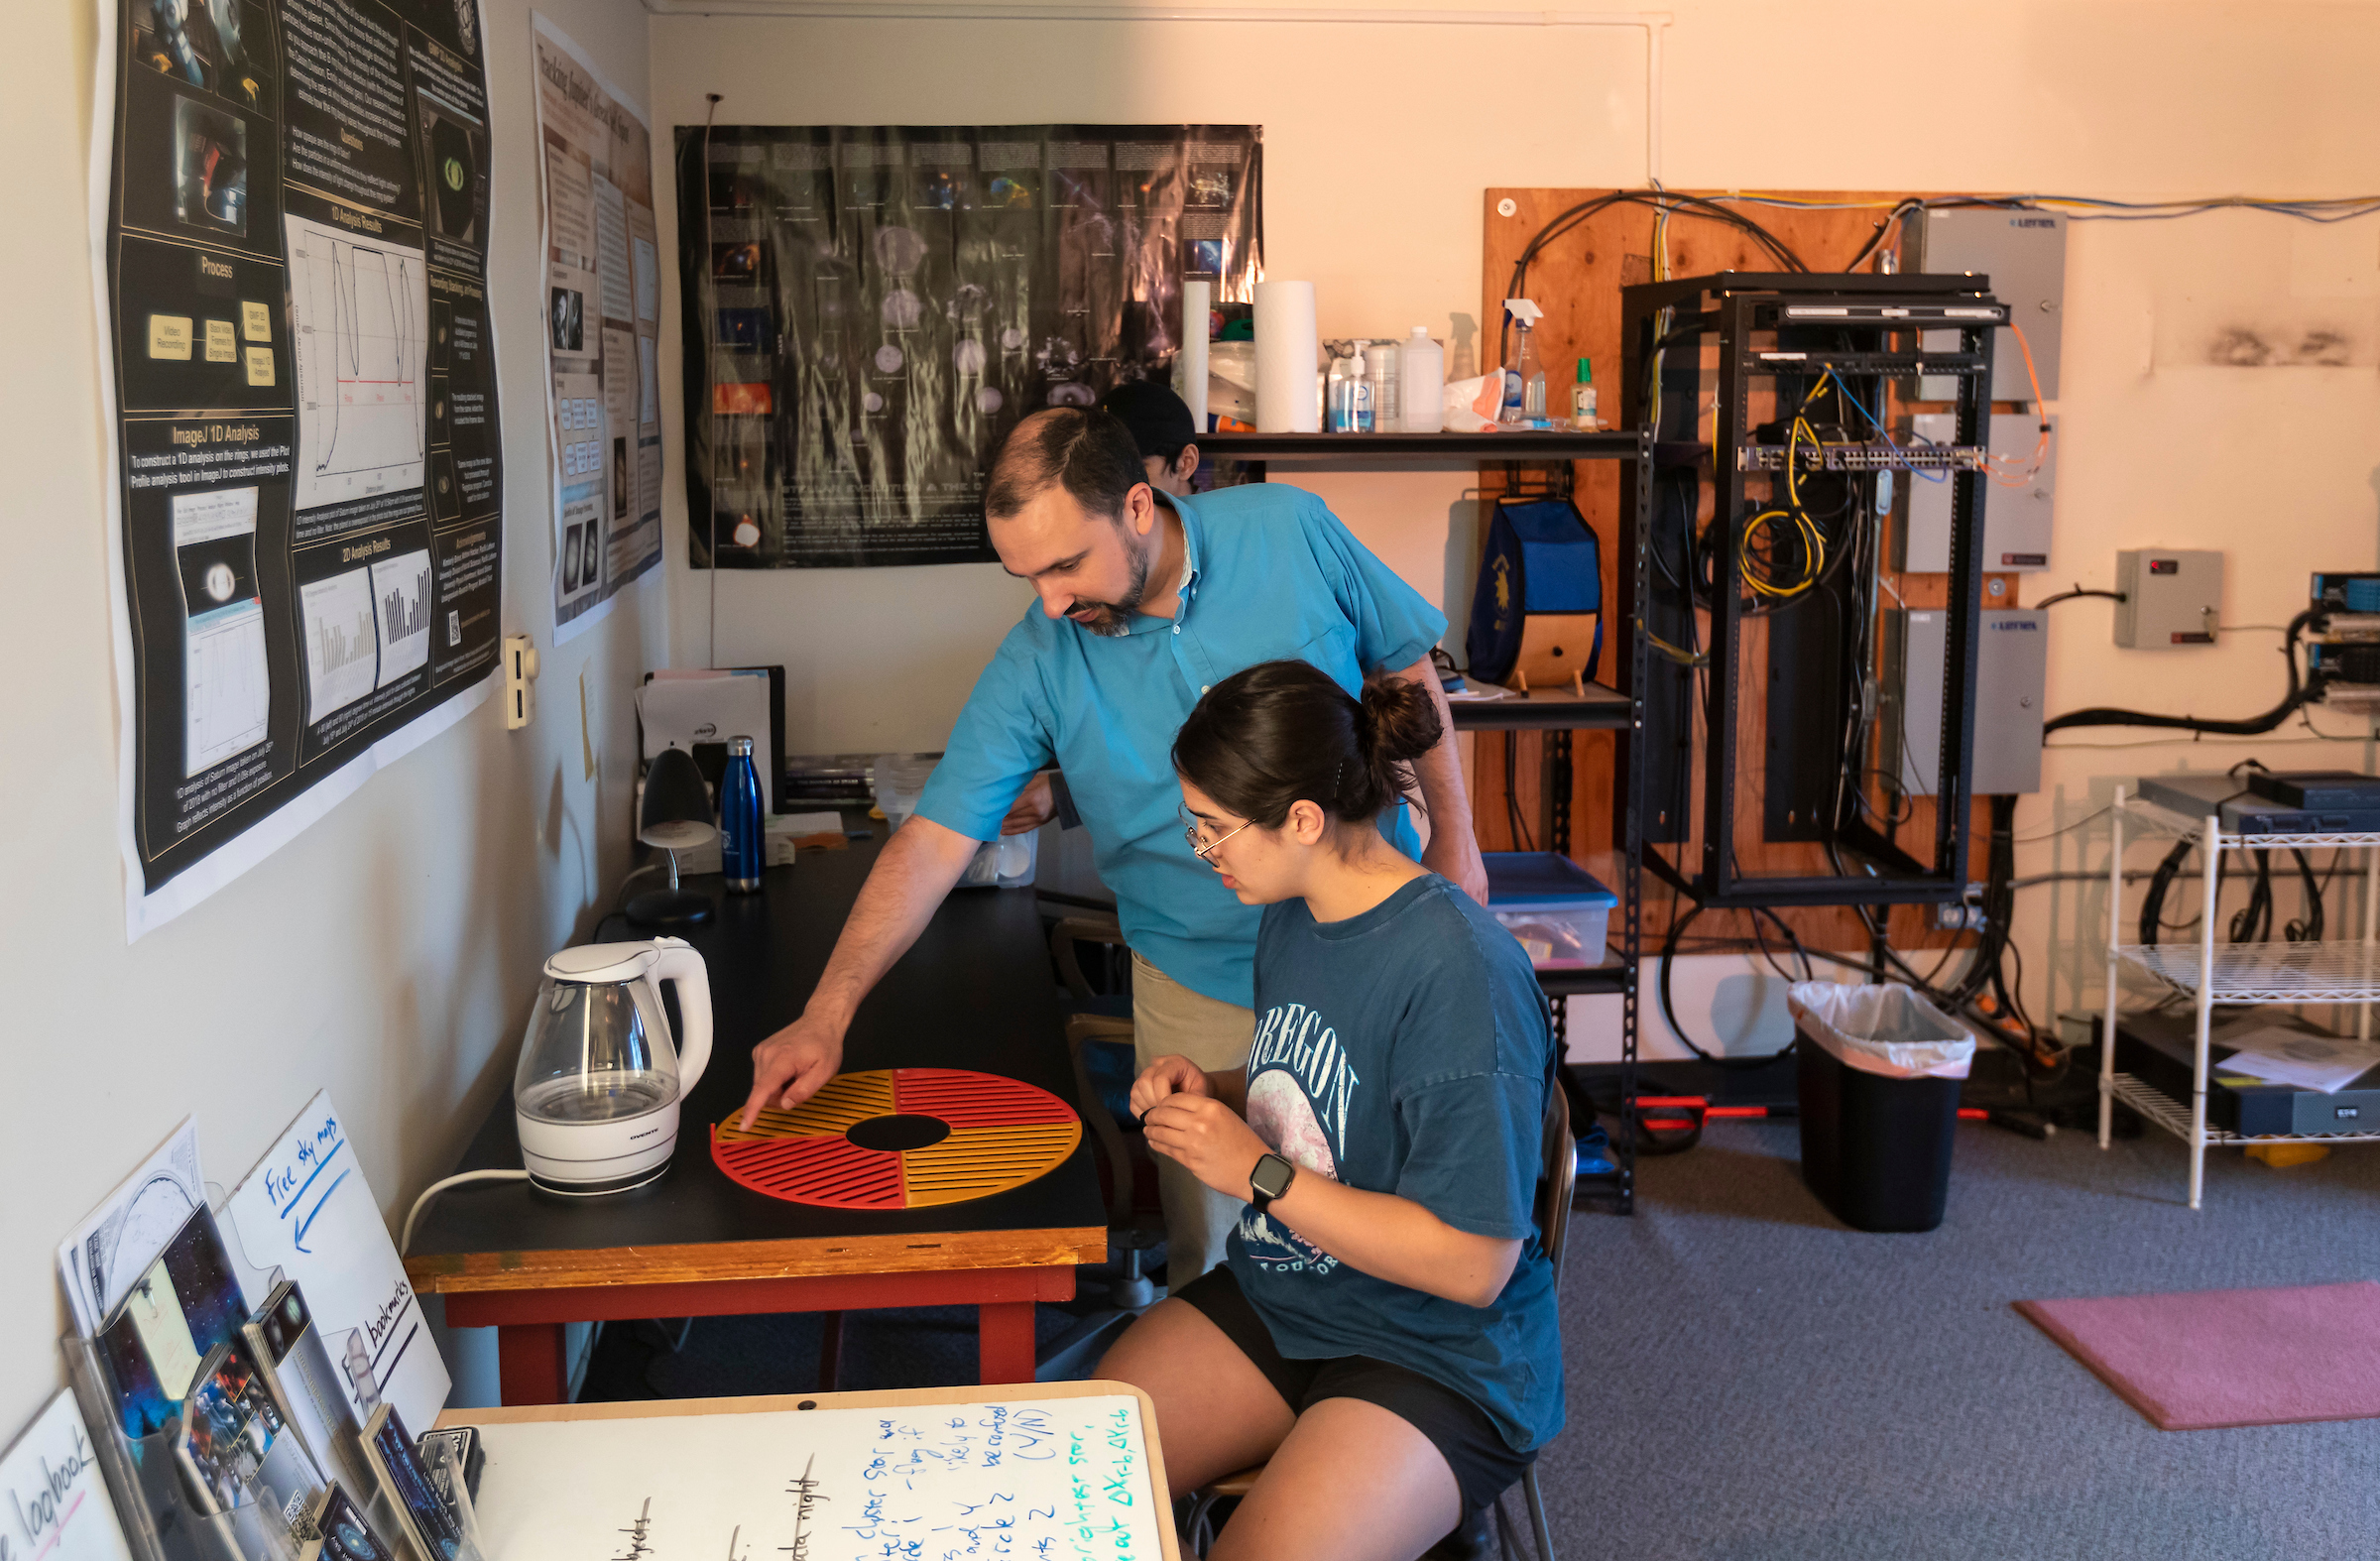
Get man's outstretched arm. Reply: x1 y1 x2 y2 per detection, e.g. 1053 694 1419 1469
737 816 984 1128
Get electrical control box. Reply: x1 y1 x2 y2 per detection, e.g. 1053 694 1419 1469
2113 549 2223 647
1883 608 2046 797
1909 206 2067 401
1894 412 2057 572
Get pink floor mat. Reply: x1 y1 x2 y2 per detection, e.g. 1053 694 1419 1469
2017 1280 2380 1430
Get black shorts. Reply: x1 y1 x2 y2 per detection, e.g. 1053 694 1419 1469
1174 1265 1532 1516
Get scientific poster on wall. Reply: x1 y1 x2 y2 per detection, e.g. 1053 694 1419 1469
91 0 505 937
533 13 662 644
676 123 1262 568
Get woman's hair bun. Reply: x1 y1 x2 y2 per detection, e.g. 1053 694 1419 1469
1358 676 1443 771
1172 659 1441 829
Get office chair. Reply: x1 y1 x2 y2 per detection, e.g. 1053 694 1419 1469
1184 1085 1575 1561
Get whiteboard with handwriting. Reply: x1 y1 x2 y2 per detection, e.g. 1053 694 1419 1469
468 1395 1167 1561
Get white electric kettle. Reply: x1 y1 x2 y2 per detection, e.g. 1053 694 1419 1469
513 938 712 1195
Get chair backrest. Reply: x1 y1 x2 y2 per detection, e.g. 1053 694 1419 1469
1535 1079 1576 1281
1049 912 1126 1003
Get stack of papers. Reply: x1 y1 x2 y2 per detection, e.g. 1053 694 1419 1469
2218 1026 2380 1093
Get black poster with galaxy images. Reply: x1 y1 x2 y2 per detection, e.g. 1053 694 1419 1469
676 124 1262 568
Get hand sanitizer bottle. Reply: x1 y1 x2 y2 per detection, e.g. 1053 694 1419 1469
1571 357 1599 430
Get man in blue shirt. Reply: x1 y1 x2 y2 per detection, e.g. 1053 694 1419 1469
740 407 1487 1286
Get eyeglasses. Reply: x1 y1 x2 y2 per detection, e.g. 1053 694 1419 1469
1180 805 1252 862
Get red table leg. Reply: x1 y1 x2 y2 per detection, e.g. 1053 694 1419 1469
497 1321 569 1405
978 1300 1037 1384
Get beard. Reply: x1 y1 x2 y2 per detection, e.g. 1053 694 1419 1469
1067 533 1154 638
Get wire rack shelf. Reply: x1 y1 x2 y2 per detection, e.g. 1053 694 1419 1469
2107 1072 2380 1148
2113 941 2380 1004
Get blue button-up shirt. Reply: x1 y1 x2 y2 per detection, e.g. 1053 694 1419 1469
914 482 1448 1008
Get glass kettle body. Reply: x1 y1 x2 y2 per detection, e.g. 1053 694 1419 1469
513 937 713 1194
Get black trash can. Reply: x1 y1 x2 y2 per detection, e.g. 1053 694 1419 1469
1789 983 1970 1234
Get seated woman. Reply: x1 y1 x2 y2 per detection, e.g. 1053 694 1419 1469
1099 660 1563 1561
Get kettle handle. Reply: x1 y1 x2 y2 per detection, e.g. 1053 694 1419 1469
648 938 713 1096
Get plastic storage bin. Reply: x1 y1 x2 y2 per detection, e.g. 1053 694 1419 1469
1483 852 1616 968
1787 982 1974 1233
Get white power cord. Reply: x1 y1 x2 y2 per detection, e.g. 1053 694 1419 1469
401 1169 531 1255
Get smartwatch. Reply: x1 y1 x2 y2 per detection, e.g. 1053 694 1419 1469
1249 1152 1297 1214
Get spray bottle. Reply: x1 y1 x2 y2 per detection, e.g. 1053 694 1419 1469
1500 300 1545 424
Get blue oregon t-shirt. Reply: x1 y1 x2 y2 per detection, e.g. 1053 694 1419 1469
1226 874 1566 1454
913 483 1445 1009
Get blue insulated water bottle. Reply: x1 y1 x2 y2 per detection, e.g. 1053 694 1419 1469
721 735 764 893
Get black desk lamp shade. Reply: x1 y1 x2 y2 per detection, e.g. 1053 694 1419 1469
629 745 718 927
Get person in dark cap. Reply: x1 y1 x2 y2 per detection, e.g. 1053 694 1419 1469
1099 379 1202 497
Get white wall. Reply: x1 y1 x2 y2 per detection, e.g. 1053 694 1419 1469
0 0 657 1434
651 0 2380 1057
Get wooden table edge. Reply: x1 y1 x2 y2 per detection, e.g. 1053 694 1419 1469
433 1381 1180 1561
403 1224 1110 1293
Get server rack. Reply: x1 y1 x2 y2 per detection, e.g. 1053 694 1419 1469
1620 272 2005 909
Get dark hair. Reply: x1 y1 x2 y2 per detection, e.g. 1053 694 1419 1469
1173 660 1443 827
1098 380 1199 465
983 408 1147 523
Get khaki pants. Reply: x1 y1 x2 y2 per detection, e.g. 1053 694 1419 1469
1130 951 1257 1292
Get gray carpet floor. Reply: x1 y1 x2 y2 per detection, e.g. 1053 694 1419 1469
1539 1118 2380 1561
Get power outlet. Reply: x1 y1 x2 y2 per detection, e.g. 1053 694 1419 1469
1936 885 1987 931
503 633 539 729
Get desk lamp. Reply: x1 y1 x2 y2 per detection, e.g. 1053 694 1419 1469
629 745 716 927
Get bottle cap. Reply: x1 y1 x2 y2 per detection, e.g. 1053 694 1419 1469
1577 357 1593 381
1412 325 1429 337
729 736 755 756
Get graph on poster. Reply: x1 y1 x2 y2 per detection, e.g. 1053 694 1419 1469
173 487 272 777
371 549 431 685
287 214 428 514
298 568 377 723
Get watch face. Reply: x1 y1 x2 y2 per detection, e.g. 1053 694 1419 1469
1251 1154 1293 1200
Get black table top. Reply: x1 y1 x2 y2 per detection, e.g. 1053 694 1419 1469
406 831 1106 1282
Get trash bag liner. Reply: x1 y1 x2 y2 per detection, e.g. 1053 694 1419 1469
1786 982 1975 1081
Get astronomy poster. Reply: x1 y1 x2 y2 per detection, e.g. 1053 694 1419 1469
92 0 505 937
676 123 1262 568
534 14 662 644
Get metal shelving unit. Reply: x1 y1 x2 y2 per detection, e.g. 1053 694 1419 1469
2098 782 2380 1206
1202 427 1653 1212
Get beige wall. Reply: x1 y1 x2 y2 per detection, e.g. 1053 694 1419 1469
651 0 2380 1053
0 0 657 1432
651 8 1653 748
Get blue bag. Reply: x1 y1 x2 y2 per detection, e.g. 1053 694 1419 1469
1465 496 1603 687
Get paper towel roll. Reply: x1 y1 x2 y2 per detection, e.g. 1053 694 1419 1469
1253 281 1320 432
1177 280 1210 430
